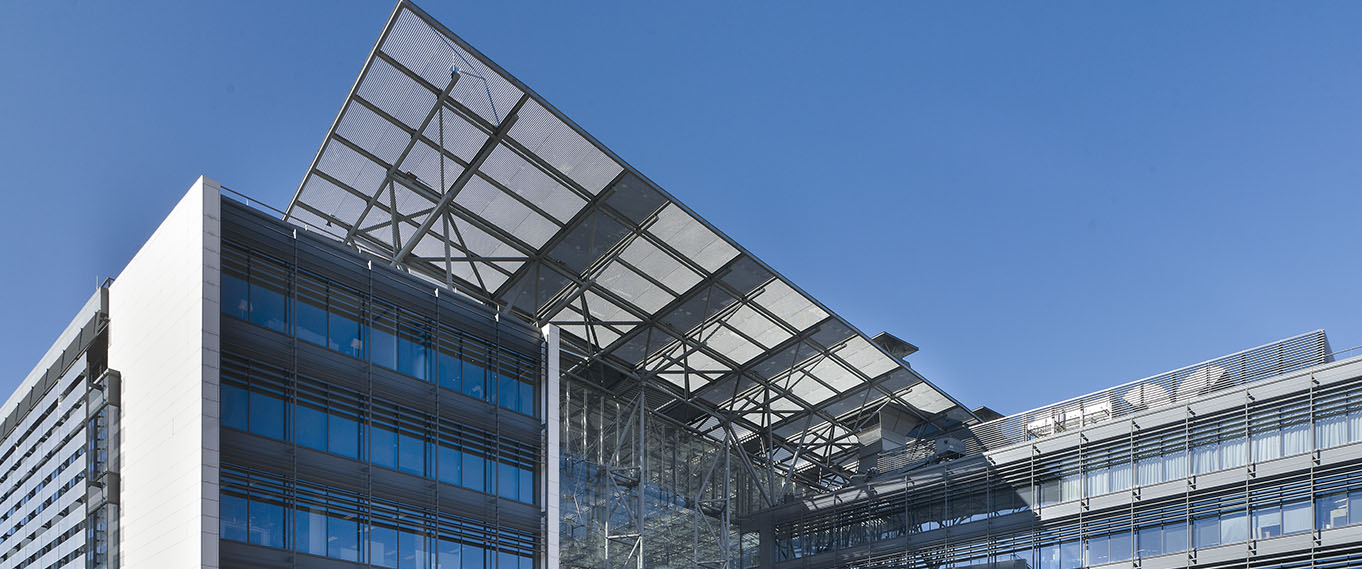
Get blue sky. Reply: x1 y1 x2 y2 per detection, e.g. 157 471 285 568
2 2 1360 416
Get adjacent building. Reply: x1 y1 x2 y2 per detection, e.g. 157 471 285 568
4 2 1361 569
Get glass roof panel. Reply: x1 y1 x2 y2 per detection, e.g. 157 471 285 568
646 204 738 273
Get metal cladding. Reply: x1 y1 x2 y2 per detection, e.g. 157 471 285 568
286 1 973 487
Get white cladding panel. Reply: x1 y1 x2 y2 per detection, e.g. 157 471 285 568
109 177 221 569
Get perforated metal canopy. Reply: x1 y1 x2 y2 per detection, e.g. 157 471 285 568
286 1 975 487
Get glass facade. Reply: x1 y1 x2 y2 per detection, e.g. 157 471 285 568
217 201 543 569
771 368 1362 569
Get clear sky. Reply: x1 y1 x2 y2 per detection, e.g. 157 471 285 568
2 1 1360 417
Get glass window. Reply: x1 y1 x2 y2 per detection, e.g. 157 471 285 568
1086 466 1109 497
223 274 250 321
1061 473 1081 502
1221 436 1247 469
250 390 287 440
1164 449 1187 480
1253 505 1282 540
1349 491 1362 525
1252 426 1282 462
329 515 361 562
519 467 534 504
499 551 518 569
1039 544 1059 569
373 425 399 470
1221 511 1247 544
1194 516 1220 548
372 304 399 371
249 270 289 334
1136 455 1162 485
1192 442 1219 474
437 349 462 393
1317 494 1348 530
296 404 327 451
296 507 327 556
1038 479 1060 507
330 414 361 459
1137 525 1162 558
438 444 461 486
438 537 460 569
249 498 286 549
462 543 485 569
399 432 427 476
1164 521 1187 553
1283 500 1311 534
463 356 487 401
1282 421 1309 456
329 287 364 358
1317 412 1348 449
371 524 400 568
221 493 248 542
398 529 425 569
498 373 519 412
498 462 518 500
1110 460 1132 492
296 276 328 346
519 381 535 416
1085 534 1109 566
462 452 486 492
222 384 249 431
398 315 430 381
1108 530 1131 562
1059 540 1080 569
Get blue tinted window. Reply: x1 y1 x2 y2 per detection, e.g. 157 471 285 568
297 299 328 347
330 312 364 358
498 374 518 412
372 305 398 370
1221 511 1247 543
249 390 286 440
249 498 286 549
328 515 361 562
371 524 400 568
399 432 426 476
296 508 327 556
437 351 461 393
1108 530 1131 561
438 445 461 486
1164 521 1187 553
438 538 460 569
250 281 288 334
398 529 424 569
1350 491 1362 525
463 359 486 401
519 381 535 416
222 384 249 431
222 274 249 321
330 414 360 459
221 494 248 542
1085 534 1108 565
1194 516 1220 547
499 551 518 569
518 467 534 504
1137 526 1161 558
373 425 399 470
296 405 327 451
462 543 484 569
462 452 485 492
498 462 517 500
398 318 430 381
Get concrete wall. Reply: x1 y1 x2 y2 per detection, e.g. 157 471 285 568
109 177 221 569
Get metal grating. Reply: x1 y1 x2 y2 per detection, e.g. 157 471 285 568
286 1 974 488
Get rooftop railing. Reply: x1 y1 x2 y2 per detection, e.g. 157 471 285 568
879 330 1335 472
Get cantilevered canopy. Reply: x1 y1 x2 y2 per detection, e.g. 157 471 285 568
287 1 974 488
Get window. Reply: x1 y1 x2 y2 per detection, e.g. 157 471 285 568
330 413 361 459
1221 436 1247 469
373 424 399 471
438 444 461 486
222 384 249 431
371 523 400 568
296 507 327 556
1317 494 1348 530
1253 505 1282 539
249 498 286 549
296 404 328 451
1059 540 1080 569
221 494 248 542
1221 511 1247 544
249 389 287 440
1192 440 1220 474
1283 500 1311 535
462 451 486 492
1137 525 1162 558
1163 521 1186 553
438 537 460 569
462 543 485 569
398 431 427 476
1085 534 1108 565
1194 516 1220 548
1108 530 1132 562
1350 491 1362 525
328 515 361 562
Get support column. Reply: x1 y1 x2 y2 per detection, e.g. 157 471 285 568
542 325 561 569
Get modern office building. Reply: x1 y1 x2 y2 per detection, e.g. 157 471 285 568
4 3 1362 569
